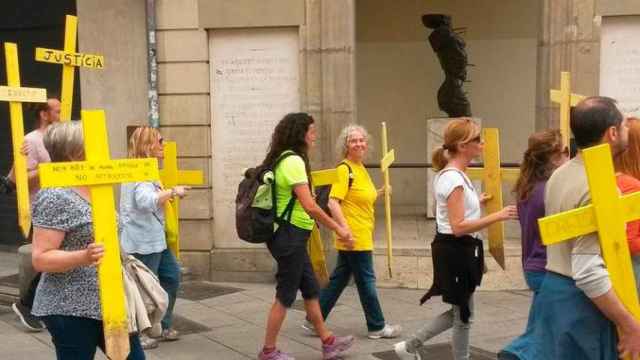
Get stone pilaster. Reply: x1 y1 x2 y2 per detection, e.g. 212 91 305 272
302 0 356 166
155 0 213 276
537 0 600 130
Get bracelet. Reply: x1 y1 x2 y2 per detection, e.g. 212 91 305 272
170 188 177 198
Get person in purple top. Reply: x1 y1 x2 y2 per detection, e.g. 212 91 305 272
499 129 568 360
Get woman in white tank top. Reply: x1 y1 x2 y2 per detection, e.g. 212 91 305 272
394 118 517 360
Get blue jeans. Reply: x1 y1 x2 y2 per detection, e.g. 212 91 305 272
499 271 617 360
133 249 180 330
319 250 386 331
41 315 145 360
498 271 546 360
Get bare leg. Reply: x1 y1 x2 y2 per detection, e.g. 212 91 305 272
264 299 288 348
304 298 332 341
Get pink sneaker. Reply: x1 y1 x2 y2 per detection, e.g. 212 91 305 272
322 335 355 359
258 348 295 360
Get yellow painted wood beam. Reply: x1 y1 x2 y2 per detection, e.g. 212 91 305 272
2 42 47 238
381 122 394 278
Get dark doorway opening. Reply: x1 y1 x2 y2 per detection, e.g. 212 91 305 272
0 0 80 250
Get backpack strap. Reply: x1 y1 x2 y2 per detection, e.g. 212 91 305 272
272 151 299 225
337 161 354 189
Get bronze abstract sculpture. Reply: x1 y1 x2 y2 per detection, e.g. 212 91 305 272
422 14 472 117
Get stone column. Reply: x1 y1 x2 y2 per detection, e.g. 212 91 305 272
77 0 149 159
302 0 356 167
536 0 600 130
300 0 356 270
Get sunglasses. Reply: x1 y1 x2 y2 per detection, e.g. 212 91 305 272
468 135 482 143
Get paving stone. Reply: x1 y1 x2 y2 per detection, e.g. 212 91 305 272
171 314 211 336
372 343 496 360
145 333 249 360
0 284 530 359
178 281 243 301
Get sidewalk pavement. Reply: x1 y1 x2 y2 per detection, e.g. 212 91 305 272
0 281 531 360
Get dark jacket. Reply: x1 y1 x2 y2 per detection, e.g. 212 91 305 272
420 232 484 323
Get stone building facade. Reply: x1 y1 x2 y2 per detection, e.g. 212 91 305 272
72 0 640 288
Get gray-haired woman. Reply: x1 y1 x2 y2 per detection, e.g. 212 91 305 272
31 121 145 359
303 124 401 339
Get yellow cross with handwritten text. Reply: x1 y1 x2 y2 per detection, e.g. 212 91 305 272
466 128 519 270
35 15 105 121
39 111 159 360
1 42 47 239
159 141 204 258
538 144 640 360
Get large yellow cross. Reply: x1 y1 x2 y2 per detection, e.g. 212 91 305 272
35 15 105 121
159 141 204 258
307 168 340 286
538 144 640 360
39 111 159 360
550 71 587 149
0 42 47 239
466 128 519 270
381 122 396 278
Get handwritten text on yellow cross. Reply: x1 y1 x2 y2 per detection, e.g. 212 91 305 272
538 144 640 359
1 43 47 239
35 15 105 121
39 111 159 360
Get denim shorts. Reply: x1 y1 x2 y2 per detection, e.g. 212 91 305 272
266 223 319 307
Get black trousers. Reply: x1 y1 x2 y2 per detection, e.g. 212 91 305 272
267 223 319 307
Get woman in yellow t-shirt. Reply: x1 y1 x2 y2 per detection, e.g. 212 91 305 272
303 124 402 339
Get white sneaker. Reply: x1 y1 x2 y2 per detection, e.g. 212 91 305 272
301 320 318 336
368 324 402 339
394 341 422 360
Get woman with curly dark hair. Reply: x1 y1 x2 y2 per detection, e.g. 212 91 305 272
259 113 354 360
499 129 568 360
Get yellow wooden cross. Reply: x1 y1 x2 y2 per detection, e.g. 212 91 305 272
465 128 519 270
550 71 587 149
35 15 105 121
159 141 204 258
381 122 395 278
307 168 339 287
1 42 47 239
538 144 640 359
39 111 159 360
